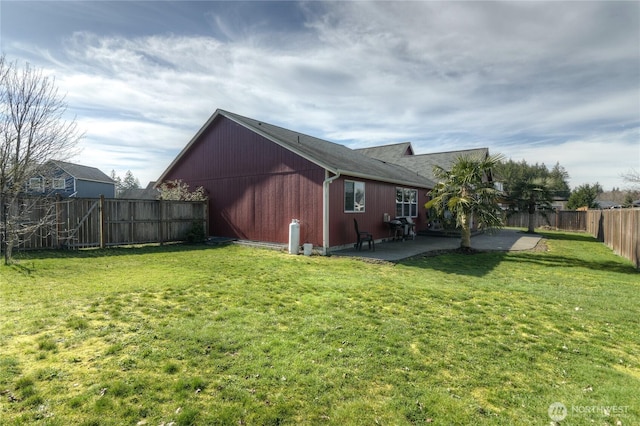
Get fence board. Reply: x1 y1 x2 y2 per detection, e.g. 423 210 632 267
586 208 639 269
1 197 207 251
505 211 587 231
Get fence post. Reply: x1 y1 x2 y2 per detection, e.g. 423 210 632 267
55 194 61 248
635 209 639 269
619 209 623 256
99 195 105 249
204 199 209 237
158 199 163 246
130 200 134 243
2 196 6 263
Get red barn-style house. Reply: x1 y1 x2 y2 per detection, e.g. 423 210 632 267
158 109 439 254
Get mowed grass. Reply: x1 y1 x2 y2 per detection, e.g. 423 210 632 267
0 231 638 425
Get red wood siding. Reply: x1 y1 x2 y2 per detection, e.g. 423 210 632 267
328 176 429 247
162 117 325 245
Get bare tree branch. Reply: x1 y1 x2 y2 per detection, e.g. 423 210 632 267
1 55 83 263
621 169 640 190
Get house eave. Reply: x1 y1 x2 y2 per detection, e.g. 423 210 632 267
76 178 115 185
337 169 432 189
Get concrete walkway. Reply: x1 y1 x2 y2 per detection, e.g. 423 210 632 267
331 228 542 262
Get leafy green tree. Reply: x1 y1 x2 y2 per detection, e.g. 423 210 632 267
567 183 603 210
426 153 504 250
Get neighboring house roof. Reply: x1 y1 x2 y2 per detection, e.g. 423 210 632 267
357 144 490 183
46 160 114 184
597 201 620 209
158 109 435 189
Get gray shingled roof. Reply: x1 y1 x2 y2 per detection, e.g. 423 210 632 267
356 142 414 163
47 160 114 183
356 144 489 183
160 109 435 189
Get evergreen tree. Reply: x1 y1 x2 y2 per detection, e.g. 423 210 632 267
111 170 140 196
548 162 571 199
110 170 123 194
122 170 141 190
567 183 603 210
495 159 567 232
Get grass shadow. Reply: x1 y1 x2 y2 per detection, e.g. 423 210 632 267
534 231 638 274
536 231 598 243
7 241 229 263
400 230 638 277
502 250 638 275
398 250 507 277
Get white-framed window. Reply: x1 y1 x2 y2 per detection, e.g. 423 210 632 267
396 187 418 217
52 178 66 190
29 177 43 192
345 180 365 212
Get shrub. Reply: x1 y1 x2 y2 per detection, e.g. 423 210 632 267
185 221 205 243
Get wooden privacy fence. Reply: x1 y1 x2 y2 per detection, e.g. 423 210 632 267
586 208 639 269
4 196 208 250
505 210 587 231
506 209 639 268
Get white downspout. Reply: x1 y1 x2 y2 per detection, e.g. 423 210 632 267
322 170 340 255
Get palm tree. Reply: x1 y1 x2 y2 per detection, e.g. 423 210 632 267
508 177 553 233
426 153 504 250
495 160 561 233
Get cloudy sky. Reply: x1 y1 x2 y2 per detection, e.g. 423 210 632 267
1 1 638 190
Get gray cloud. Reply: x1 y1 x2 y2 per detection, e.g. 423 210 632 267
3 1 638 188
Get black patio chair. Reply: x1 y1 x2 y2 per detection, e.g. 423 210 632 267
353 218 375 251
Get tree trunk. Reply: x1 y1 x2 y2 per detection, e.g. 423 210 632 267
527 200 536 233
5 238 14 265
460 213 472 249
4 206 15 265
527 212 536 233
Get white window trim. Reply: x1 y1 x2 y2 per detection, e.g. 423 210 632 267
396 187 418 218
52 178 66 190
29 177 43 192
345 180 366 213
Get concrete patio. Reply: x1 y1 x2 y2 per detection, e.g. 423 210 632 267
331 228 542 262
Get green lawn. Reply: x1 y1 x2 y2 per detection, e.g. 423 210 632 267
0 231 638 425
